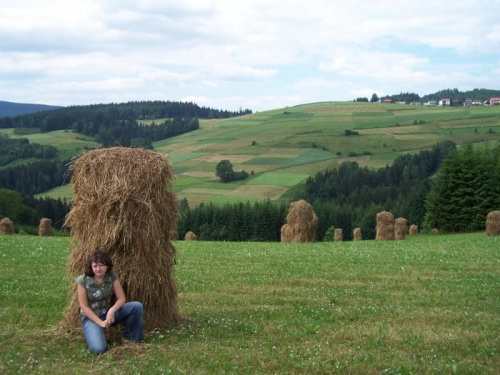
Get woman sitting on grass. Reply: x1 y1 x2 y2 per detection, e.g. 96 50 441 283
76 250 143 354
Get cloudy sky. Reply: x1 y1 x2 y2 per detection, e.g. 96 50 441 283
1 0 499 111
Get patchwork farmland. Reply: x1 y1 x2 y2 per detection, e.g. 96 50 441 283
10 101 500 205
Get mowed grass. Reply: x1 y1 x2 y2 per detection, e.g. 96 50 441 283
1 233 499 374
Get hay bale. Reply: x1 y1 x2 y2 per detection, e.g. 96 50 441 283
395 217 408 240
280 200 317 243
431 228 439 235
38 218 55 236
169 227 178 241
61 147 180 333
334 228 343 242
0 217 14 235
353 227 362 241
375 211 394 240
409 224 418 235
184 231 197 241
485 210 500 236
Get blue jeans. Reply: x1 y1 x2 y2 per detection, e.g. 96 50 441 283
81 301 144 354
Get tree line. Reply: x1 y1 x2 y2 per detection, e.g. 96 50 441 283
0 188 71 233
0 159 69 195
0 135 58 166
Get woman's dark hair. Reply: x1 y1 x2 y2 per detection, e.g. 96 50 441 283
85 250 114 277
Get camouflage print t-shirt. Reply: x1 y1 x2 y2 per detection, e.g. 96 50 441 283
76 270 119 317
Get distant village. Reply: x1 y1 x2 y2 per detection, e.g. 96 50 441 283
381 97 500 106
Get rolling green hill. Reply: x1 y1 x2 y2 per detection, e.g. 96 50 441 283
22 101 500 205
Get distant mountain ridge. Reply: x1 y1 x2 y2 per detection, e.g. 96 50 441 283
0 100 62 117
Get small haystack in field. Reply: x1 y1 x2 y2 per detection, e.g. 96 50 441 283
184 231 197 241
353 227 362 241
0 217 14 235
61 147 180 333
409 224 418 235
485 210 500 236
395 217 408 240
431 228 439 235
169 227 178 241
376 211 394 240
280 200 317 243
334 228 343 242
38 218 55 236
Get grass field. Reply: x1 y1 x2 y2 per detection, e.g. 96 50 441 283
1 233 499 374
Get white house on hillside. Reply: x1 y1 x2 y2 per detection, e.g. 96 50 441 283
439 98 451 106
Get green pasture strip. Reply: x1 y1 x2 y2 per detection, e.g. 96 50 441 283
1 234 499 374
207 196 262 204
246 172 309 187
0 157 41 170
353 120 399 129
242 157 290 165
395 111 469 122
196 137 236 143
278 149 335 169
197 180 244 190
352 111 393 117
173 175 210 191
170 152 207 164
35 184 73 200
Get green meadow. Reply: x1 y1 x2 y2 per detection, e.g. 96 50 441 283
11 102 500 205
1 233 499 374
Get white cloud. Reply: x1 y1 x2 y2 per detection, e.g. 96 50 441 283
0 0 499 110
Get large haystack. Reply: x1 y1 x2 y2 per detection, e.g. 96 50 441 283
184 231 197 241
485 210 500 236
38 218 55 236
61 147 180 333
376 211 394 240
353 227 362 241
395 217 408 240
409 224 418 235
334 228 343 242
280 200 317 243
0 217 14 235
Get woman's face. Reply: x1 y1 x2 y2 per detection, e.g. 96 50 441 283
91 261 108 278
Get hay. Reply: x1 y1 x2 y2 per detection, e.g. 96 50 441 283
409 224 418 235
38 218 55 236
485 210 500 236
395 217 408 240
60 147 180 333
375 211 394 240
334 228 343 242
431 228 439 235
280 200 317 243
184 231 197 241
353 227 362 241
169 227 178 241
0 217 14 235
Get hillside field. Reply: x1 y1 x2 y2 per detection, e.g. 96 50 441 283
2 101 499 205
1 233 499 374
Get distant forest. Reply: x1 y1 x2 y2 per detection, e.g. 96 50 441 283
0 101 252 148
383 88 500 104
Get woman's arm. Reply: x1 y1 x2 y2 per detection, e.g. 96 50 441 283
77 284 108 328
105 280 126 325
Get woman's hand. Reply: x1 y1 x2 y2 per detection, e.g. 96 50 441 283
105 309 116 326
99 319 110 329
